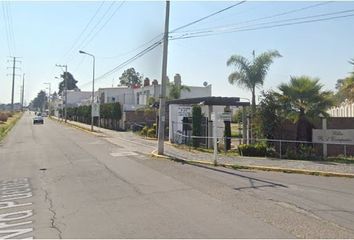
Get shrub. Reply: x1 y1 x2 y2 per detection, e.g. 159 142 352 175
238 142 267 157
140 126 148 136
6 112 13 118
0 112 8 122
147 128 156 138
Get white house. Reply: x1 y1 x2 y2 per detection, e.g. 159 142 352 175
328 100 354 117
97 73 212 109
66 90 92 107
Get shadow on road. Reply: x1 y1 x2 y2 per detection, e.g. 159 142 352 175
178 160 288 190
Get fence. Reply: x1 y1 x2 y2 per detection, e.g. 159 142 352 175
171 130 354 161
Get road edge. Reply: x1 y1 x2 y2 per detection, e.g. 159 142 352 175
151 151 354 178
0 112 24 143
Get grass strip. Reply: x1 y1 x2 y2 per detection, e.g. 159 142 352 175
0 112 23 142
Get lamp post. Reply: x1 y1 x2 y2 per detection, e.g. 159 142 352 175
79 50 96 132
44 82 51 116
55 64 68 122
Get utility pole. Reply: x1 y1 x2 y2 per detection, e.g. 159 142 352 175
7 57 21 111
56 64 68 122
21 73 25 111
157 0 170 155
44 82 51 116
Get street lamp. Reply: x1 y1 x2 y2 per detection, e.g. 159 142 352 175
79 50 96 132
44 82 51 116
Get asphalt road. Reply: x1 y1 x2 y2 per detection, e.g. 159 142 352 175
0 112 353 239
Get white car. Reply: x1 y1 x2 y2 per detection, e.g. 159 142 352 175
33 116 44 124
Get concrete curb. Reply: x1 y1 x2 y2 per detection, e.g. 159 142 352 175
49 117 105 137
151 151 354 178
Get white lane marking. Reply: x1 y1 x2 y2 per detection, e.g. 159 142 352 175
110 152 138 157
0 210 33 222
0 178 33 239
0 228 33 239
0 201 32 210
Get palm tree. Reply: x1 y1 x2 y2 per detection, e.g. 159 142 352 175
227 50 282 113
168 82 191 100
277 76 334 141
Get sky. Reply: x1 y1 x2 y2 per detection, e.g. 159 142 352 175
1 0 354 105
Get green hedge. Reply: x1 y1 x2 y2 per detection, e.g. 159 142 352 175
238 142 267 157
66 102 122 129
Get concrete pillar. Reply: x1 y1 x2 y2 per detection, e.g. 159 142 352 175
322 117 327 158
208 105 213 148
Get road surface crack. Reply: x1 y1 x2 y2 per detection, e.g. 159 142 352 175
44 189 63 238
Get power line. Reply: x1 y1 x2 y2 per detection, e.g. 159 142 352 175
170 1 246 33
80 40 162 88
97 33 163 60
80 1 247 87
61 1 106 60
174 8 354 37
71 2 116 53
65 2 116 63
170 12 354 40
176 1 333 34
81 1 125 49
6 1 16 55
72 1 125 71
1 2 11 55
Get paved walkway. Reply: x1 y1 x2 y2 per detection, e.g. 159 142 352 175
51 117 354 175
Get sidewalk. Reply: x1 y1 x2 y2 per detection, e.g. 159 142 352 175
51 117 354 176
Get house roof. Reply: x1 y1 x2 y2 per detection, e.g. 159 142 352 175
167 97 250 106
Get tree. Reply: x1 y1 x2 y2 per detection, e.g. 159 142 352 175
119 68 142 87
30 90 47 111
277 76 334 141
258 91 284 139
335 59 354 103
58 72 79 96
227 50 281 113
335 77 354 103
168 82 191 100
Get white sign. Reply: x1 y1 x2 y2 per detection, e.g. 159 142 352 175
219 112 232 122
92 103 100 117
177 106 192 117
313 129 354 144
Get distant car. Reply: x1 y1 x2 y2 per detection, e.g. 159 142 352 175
33 116 44 124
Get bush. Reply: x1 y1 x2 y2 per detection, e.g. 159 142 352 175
238 142 267 157
140 126 148 136
6 112 13 118
0 112 8 122
147 128 156 138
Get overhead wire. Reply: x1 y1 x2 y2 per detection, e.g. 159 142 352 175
84 1 247 86
170 1 246 33
175 1 333 34
66 1 117 63
81 1 125 49
170 12 354 40
72 1 126 72
1 1 12 56
61 1 106 60
79 39 162 88
6 1 16 55
173 8 354 37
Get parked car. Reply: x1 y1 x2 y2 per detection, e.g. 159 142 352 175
33 115 44 124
